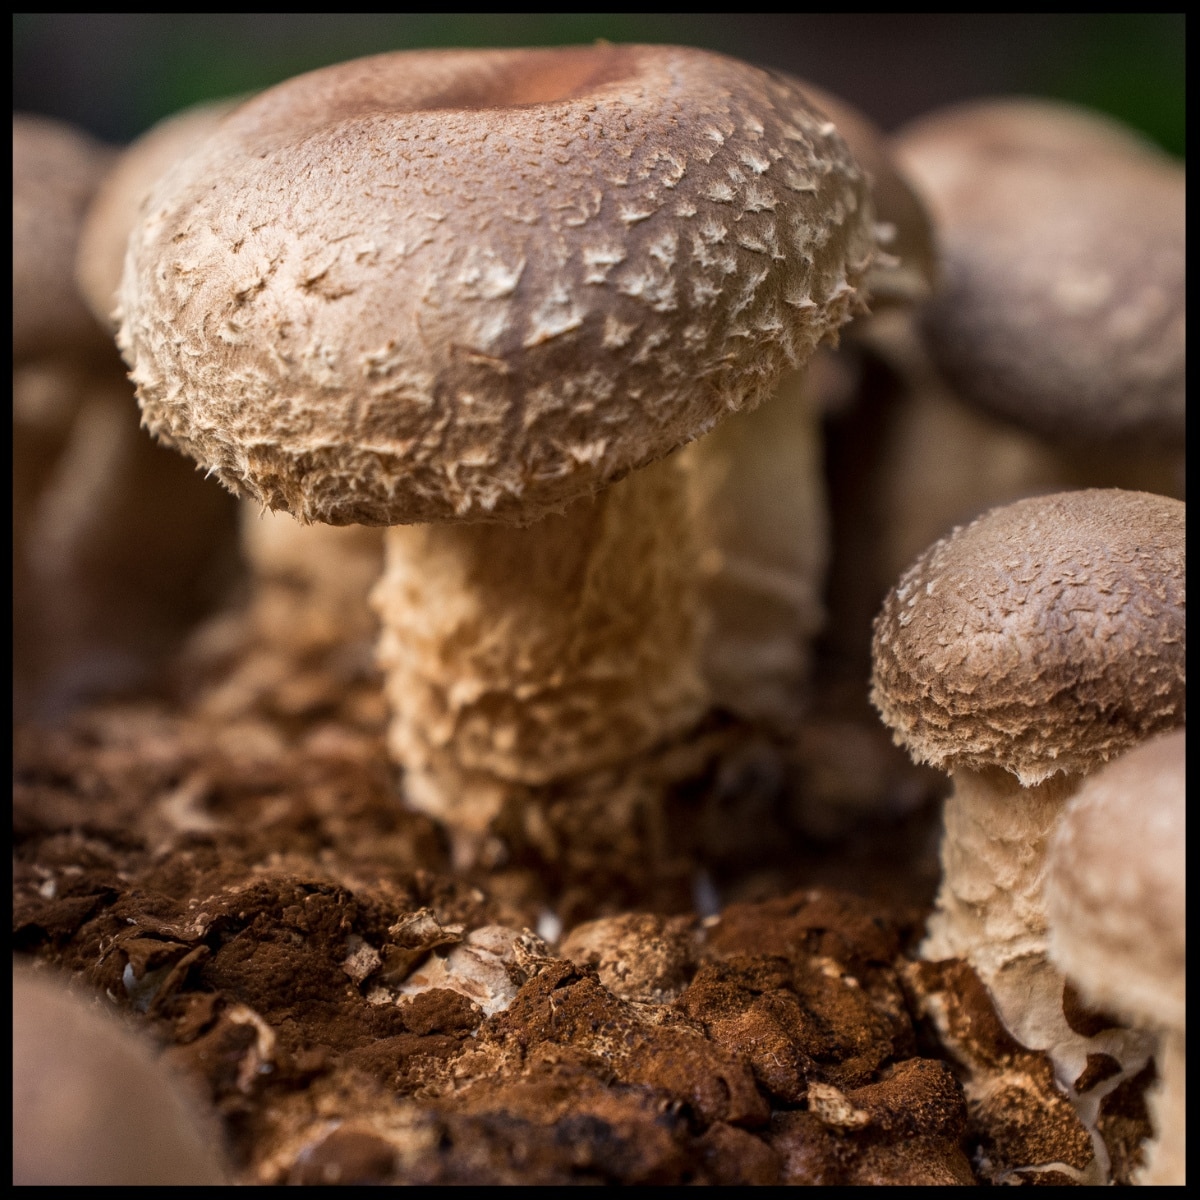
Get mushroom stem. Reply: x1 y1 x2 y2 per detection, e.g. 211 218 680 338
1140 1030 1185 1186
925 767 1154 1092
923 766 1070 1041
680 371 828 732
375 453 708 857
240 506 384 649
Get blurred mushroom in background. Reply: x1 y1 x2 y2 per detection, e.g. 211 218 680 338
810 98 1185 753
13 112 239 723
13 965 228 1186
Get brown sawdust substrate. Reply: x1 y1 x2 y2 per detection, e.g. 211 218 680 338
12 695 1149 1184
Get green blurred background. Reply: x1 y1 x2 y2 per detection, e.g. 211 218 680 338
12 14 1184 156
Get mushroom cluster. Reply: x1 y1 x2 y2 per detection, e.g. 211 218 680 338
871 489 1185 1181
12 33 1186 1190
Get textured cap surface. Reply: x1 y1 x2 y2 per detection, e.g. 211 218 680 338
118 45 874 525
894 99 1185 446
13 115 114 362
870 489 1185 784
1045 729 1185 1031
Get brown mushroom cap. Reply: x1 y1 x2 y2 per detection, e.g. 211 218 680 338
893 99 1185 447
13 114 114 362
118 45 874 526
870 489 1185 785
76 97 242 331
1045 729 1185 1031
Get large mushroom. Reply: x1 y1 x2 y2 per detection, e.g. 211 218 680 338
870 489 1184 1178
117 45 876 864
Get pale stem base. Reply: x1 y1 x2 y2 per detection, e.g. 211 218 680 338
375 454 708 855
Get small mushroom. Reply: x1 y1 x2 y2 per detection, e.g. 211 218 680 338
117 45 876 863
13 966 228 1185
870 489 1184 1176
1046 729 1186 1186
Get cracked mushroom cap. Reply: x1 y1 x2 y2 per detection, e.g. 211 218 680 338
870 489 1185 785
1045 729 1185 1031
117 44 875 526
13 114 114 362
893 99 1185 447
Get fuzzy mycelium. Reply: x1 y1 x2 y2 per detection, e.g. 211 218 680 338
871 488 1185 1181
117 45 875 857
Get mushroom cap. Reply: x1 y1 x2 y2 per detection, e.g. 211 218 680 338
118 45 875 526
893 99 1185 447
1045 729 1185 1031
76 97 242 331
13 114 114 362
870 489 1185 785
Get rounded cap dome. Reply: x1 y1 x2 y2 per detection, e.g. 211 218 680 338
13 115 114 362
870 489 1185 784
118 45 875 525
894 99 1184 447
1046 729 1185 1030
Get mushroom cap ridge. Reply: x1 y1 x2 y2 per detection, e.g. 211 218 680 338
118 44 875 526
870 489 1185 785
1045 729 1185 1031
